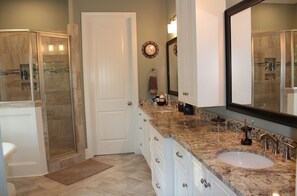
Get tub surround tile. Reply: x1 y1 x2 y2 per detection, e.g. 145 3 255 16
140 103 296 196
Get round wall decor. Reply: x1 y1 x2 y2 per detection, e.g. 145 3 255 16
142 41 159 58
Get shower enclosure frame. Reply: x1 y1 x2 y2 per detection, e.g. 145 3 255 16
36 31 78 160
0 29 78 160
0 29 39 103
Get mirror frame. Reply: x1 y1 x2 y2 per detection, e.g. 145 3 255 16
225 0 297 128
166 37 178 96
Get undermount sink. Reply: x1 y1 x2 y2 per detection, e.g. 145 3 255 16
217 150 274 169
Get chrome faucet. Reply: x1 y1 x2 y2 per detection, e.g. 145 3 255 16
260 133 279 154
282 142 296 160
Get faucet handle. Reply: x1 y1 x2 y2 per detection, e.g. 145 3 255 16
260 134 270 150
283 142 296 160
262 137 269 150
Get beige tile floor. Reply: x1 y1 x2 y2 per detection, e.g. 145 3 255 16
8 154 156 196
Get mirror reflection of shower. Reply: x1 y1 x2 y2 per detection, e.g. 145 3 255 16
252 30 297 115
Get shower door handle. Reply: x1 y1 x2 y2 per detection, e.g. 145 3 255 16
128 101 132 106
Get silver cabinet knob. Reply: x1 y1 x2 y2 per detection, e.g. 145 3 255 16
182 183 188 188
128 101 132 106
204 182 211 188
155 183 161 189
176 151 183 158
200 178 206 184
155 158 160 163
154 136 159 141
201 178 210 188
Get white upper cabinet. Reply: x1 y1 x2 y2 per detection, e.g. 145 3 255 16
176 0 226 107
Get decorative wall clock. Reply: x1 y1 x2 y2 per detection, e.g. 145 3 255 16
142 41 159 58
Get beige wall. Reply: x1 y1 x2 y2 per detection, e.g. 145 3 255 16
0 0 68 32
252 3 297 31
71 0 167 100
226 0 243 9
166 0 176 41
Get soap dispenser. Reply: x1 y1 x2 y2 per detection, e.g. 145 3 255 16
241 118 252 145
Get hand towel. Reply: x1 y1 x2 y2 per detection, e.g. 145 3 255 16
149 76 158 95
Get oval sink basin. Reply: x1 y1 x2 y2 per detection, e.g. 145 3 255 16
217 151 274 169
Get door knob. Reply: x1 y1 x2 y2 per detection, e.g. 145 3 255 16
128 101 132 106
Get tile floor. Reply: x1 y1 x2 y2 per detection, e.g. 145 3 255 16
8 154 156 196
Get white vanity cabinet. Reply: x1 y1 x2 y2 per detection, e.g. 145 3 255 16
192 157 236 196
176 0 226 107
149 123 173 196
172 140 192 196
137 108 151 168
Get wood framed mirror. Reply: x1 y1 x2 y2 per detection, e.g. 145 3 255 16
166 37 178 96
225 0 297 128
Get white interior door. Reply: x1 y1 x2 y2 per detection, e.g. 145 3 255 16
82 12 138 157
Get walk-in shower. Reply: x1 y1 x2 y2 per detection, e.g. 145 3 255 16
252 30 297 115
0 30 77 163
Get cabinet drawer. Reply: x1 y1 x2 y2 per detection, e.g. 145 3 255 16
149 124 165 153
172 140 188 167
151 146 165 178
139 129 144 154
152 166 165 196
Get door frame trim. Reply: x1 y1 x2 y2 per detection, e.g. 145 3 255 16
81 12 139 158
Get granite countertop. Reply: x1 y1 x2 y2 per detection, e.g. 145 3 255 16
139 103 296 196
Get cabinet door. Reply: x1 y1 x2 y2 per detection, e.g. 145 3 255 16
137 111 144 154
209 172 236 196
192 158 211 196
176 0 226 107
174 163 191 196
143 117 151 168
176 0 197 105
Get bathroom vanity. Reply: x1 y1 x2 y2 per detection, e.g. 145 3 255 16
137 104 296 195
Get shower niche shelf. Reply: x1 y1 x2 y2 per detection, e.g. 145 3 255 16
19 64 39 91
20 80 38 91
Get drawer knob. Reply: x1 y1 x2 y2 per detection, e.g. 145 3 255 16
154 136 159 141
139 127 142 129
201 178 210 188
155 183 161 189
204 182 211 188
182 183 188 188
140 143 142 146
176 151 183 158
139 113 142 116
143 119 147 122
155 158 160 163
200 178 206 184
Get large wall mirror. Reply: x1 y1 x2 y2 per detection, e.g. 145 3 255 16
167 37 178 96
226 0 297 128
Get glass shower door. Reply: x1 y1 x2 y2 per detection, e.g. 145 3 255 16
40 34 76 158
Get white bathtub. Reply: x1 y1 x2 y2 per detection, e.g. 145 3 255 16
2 142 17 196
